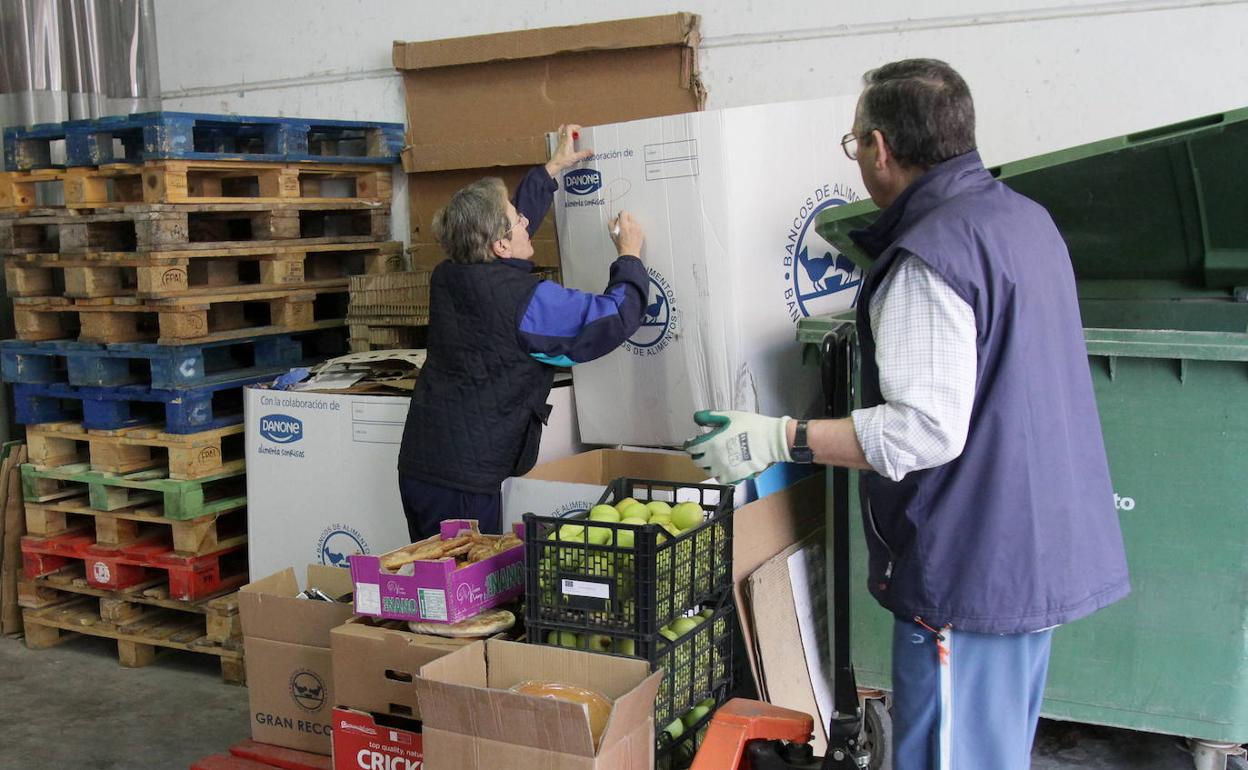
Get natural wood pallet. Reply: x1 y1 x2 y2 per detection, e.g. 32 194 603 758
5 240 404 299
26 421 244 480
20 591 244 684
58 159 392 208
25 495 246 556
11 284 349 344
0 201 390 255
22 462 246 520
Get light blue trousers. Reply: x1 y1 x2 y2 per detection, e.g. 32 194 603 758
891 617 1053 770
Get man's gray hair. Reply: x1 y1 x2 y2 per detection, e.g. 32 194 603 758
432 177 510 264
859 59 976 169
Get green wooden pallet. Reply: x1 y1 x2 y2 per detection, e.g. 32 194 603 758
20 462 245 520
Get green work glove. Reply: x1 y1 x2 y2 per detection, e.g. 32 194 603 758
683 410 792 484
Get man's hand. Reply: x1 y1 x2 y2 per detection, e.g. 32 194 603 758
683 410 792 484
546 124 593 177
609 211 644 257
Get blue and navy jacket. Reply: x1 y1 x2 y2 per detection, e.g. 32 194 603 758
852 151 1131 634
397 166 647 493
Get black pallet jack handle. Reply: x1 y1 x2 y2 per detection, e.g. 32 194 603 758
820 324 871 770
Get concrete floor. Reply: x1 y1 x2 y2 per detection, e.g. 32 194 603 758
0 635 1217 770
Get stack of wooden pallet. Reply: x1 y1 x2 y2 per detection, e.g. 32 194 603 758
0 111 404 680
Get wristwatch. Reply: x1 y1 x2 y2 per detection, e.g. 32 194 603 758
791 420 814 464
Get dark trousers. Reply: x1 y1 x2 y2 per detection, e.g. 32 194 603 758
398 474 501 542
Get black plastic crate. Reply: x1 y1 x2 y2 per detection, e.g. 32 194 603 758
523 477 733 638
656 681 731 770
528 591 736 732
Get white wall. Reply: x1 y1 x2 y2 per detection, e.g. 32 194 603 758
155 0 1248 241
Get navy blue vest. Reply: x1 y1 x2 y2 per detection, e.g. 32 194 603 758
851 151 1130 634
398 259 555 494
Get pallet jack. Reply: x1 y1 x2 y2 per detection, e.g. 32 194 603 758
691 324 879 770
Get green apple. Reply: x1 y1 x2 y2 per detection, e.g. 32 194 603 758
614 497 640 513
670 617 700 636
683 704 710 729
700 607 715 619
617 638 637 657
659 626 679 642
546 630 579 648
616 528 635 549
671 502 704 531
645 500 672 519
586 526 612 545
589 504 622 522
697 697 716 711
663 718 684 741
661 522 682 538
619 516 648 526
558 523 587 542
619 502 649 522
647 511 672 526
586 633 615 653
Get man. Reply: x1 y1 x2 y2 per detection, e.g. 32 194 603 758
685 61 1130 769
398 125 647 541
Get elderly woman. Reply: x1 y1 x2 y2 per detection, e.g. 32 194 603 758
396 125 647 540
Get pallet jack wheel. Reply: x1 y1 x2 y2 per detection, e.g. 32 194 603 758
860 697 893 770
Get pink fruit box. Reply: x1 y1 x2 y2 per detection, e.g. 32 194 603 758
348 519 524 624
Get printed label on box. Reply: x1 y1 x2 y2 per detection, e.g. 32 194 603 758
355 583 381 615
418 588 448 621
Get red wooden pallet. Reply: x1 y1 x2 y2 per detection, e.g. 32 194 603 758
189 740 331 770
20 530 244 600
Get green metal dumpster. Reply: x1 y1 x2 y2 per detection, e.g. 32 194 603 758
798 108 1248 768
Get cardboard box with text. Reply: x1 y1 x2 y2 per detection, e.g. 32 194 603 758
239 566 357 754
332 707 423 770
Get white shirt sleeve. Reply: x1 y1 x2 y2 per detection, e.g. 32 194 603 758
851 253 978 482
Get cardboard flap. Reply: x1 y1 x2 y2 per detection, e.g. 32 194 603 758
392 13 699 71
239 566 355 646
307 564 355 598
597 669 662 753
401 136 548 174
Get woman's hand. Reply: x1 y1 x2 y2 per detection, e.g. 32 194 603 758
609 211 644 257
545 124 593 177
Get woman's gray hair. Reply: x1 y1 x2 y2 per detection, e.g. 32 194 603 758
432 177 511 264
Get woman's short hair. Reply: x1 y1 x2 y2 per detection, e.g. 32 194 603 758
432 177 510 264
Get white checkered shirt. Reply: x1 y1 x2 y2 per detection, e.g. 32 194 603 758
851 253 978 481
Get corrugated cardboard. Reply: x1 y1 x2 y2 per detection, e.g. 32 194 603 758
729 473 825 700
331 616 473 720
500 448 708 530
239 566 357 647
554 96 865 445
393 14 703 174
239 566 357 755
394 14 704 266
415 639 661 770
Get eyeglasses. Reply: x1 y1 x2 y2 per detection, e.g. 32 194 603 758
502 212 529 240
841 131 869 161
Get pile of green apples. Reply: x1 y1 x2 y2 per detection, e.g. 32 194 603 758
657 696 718 770
585 496 707 542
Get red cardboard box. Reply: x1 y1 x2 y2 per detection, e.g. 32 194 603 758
332 708 423 770
349 520 523 624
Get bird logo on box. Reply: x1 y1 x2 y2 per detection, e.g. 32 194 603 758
289 669 326 712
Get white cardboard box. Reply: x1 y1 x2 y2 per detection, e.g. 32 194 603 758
553 96 865 446
246 381 586 576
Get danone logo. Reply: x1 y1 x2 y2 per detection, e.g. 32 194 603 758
625 268 678 357
563 168 602 195
259 413 303 443
781 183 865 322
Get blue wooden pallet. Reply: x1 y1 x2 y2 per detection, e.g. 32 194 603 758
0 327 347 390
4 111 404 171
12 373 273 434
